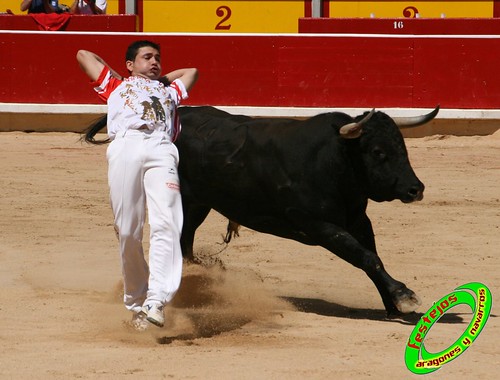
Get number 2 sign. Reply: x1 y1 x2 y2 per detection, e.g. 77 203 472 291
215 5 232 30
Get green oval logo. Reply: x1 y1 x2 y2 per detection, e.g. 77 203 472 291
405 282 492 375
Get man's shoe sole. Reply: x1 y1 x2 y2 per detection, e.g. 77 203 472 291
146 316 164 327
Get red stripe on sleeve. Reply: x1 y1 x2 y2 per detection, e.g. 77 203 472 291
91 67 122 102
170 81 183 102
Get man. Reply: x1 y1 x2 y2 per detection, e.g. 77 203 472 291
20 0 58 13
77 41 198 330
70 0 106 14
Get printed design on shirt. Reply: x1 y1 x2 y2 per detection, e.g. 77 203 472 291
120 83 140 113
117 79 177 127
141 96 166 123
164 98 174 121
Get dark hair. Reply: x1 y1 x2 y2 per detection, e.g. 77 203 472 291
125 40 161 62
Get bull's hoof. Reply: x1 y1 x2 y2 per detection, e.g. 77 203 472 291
392 287 421 314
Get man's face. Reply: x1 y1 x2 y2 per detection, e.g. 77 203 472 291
126 46 162 80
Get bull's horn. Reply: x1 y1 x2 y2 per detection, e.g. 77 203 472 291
339 108 375 139
393 105 440 128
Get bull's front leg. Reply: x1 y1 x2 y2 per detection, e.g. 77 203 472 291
348 213 421 315
363 252 421 316
326 230 421 316
288 210 421 316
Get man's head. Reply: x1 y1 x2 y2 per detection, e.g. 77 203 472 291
125 40 162 80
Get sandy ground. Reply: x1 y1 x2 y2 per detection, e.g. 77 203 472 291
0 130 499 379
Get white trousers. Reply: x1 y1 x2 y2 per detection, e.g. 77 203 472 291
106 130 183 313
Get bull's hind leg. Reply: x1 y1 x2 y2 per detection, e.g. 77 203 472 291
180 204 211 261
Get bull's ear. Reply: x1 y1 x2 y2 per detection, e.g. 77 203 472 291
339 109 375 139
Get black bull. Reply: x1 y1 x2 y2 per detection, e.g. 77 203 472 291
84 105 439 316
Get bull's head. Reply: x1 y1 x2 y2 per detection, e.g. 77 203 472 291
339 106 439 203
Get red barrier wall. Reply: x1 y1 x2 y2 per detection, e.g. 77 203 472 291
1 31 500 109
0 15 136 32
299 17 500 35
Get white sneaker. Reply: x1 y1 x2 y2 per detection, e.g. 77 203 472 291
143 303 165 327
131 311 149 331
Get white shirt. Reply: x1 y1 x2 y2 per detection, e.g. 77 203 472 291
93 68 188 141
75 0 107 14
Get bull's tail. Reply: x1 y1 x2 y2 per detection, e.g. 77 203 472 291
81 115 109 145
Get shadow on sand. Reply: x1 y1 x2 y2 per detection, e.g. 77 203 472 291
282 296 469 326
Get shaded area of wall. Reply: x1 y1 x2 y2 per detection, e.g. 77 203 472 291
0 112 105 133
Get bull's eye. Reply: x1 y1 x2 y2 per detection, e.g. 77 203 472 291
372 147 387 161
